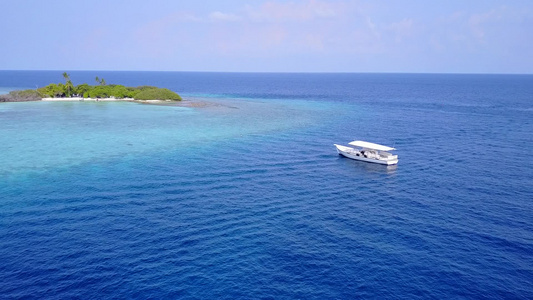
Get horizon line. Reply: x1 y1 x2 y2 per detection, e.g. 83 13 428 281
0 69 532 76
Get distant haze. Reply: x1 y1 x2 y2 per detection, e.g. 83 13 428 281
1 0 532 73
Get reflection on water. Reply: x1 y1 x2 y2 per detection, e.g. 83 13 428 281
337 156 398 175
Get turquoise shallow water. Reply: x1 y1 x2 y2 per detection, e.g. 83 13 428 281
0 97 335 178
0 72 532 299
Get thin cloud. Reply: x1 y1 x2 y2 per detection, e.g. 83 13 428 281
77 0 533 72
245 0 342 22
468 7 504 42
209 11 241 22
387 18 414 43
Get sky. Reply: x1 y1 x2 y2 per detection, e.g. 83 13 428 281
1 0 532 73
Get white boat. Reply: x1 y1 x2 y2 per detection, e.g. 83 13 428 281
334 141 398 165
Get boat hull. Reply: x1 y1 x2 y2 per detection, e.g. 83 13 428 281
334 144 398 165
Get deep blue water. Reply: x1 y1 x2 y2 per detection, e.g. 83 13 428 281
1 71 532 299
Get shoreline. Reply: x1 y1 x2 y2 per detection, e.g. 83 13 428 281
2 95 232 109
40 97 223 108
43 97 153 102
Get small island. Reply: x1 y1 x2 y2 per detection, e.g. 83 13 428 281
0 72 182 102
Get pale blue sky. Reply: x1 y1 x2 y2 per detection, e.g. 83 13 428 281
1 0 532 73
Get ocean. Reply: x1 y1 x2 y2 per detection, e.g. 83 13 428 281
0 71 532 299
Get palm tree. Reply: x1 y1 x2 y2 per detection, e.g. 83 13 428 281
95 76 106 86
62 72 73 97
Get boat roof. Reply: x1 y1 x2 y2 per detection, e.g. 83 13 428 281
348 140 396 151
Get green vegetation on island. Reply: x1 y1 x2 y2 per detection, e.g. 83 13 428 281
0 89 42 102
0 72 182 102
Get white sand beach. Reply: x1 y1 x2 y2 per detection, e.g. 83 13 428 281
42 97 136 102
40 97 221 108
